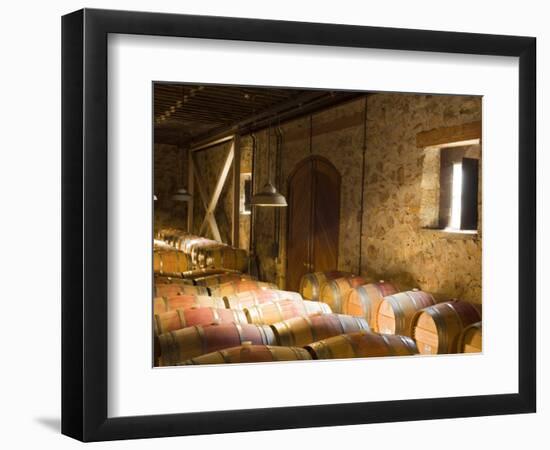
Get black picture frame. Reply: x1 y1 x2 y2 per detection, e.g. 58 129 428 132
62 8 536 442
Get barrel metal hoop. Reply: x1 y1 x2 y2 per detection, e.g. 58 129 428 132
176 308 187 329
330 282 341 312
380 334 397 356
195 325 207 357
304 315 315 344
267 345 278 362
220 350 232 364
234 323 245 344
341 333 359 358
429 307 448 353
358 287 371 322
389 296 405 334
211 308 221 324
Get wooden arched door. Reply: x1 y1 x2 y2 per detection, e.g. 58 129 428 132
286 156 341 292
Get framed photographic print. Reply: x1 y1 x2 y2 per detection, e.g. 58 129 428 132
61 8 536 442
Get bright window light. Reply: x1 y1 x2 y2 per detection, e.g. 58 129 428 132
449 162 463 230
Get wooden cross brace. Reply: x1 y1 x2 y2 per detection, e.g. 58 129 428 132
191 139 235 242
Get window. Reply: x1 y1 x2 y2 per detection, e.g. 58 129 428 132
420 141 480 233
240 173 252 215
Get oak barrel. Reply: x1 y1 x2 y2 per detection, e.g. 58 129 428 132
154 283 209 298
342 281 398 331
377 290 436 336
270 313 370 347
319 275 367 313
153 249 192 275
194 272 254 287
200 246 249 272
153 295 225 315
412 301 482 354
245 299 332 325
158 323 276 366
224 289 303 310
306 331 418 359
210 280 277 297
154 307 247 336
299 271 352 301
457 321 482 353
180 344 312 365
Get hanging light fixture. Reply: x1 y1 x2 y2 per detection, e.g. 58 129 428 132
251 124 287 207
171 187 191 202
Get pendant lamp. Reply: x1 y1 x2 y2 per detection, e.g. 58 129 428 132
171 187 191 202
251 125 287 207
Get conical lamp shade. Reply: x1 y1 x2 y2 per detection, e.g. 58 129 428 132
171 188 191 202
251 182 287 207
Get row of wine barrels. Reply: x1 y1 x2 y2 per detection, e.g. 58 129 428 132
158 323 276 366
342 281 398 331
320 275 367 313
271 313 370 347
224 289 303 310
299 271 352 301
377 290 435 336
412 300 482 354
154 283 209 298
153 294 225 315
153 249 192 275
245 299 332 325
457 321 482 353
156 229 249 273
194 272 254 287
210 280 277 297
305 331 418 359
180 344 312 365
154 307 248 336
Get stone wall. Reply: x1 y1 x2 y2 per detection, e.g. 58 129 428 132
153 143 187 232
363 93 482 303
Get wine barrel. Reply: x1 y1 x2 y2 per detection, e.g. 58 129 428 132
377 290 436 336
412 301 482 354
194 272 254 287
342 281 398 331
153 295 225 315
153 249 192 275
153 239 175 250
271 313 370 347
457 321 482 353
154 307 246 336
224 289 303 310
306 331 418 359
200 246 248 272
180 344 312 365
158 323 276 366
319 275 367 313
245 299 332 325
299 271 352 301
210 280 277 297
154 275 194 286
154 283 209 298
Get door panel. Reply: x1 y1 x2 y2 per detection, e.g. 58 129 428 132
312 159 340 273
286 157 341 292
286 162 313 292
